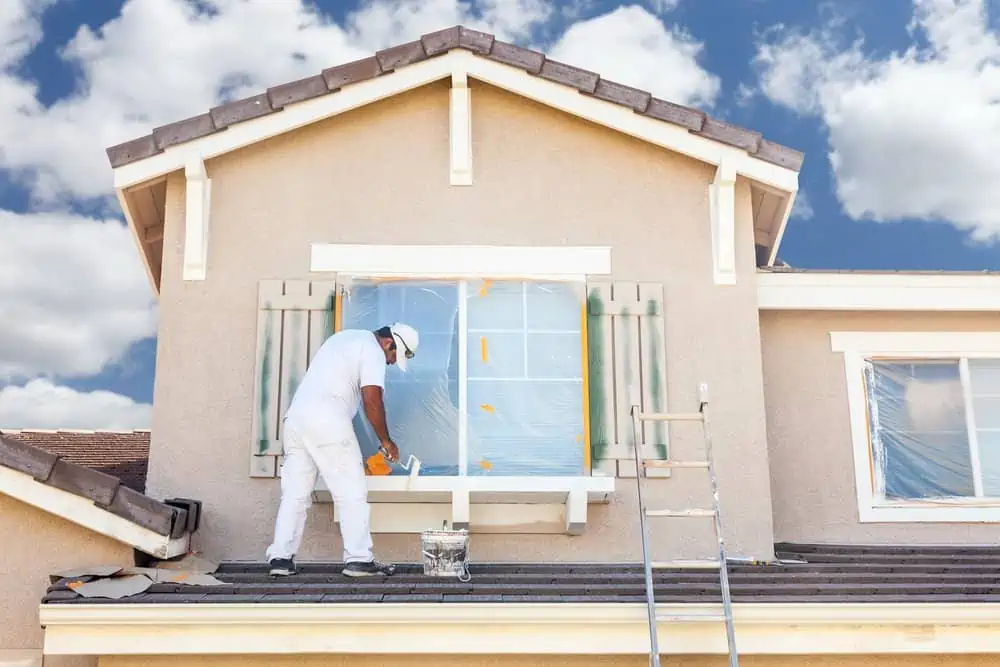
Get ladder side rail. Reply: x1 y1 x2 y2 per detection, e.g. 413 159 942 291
700 392 739 667
630 403 661 667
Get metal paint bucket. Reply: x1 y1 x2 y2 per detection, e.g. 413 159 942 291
420 528 471 581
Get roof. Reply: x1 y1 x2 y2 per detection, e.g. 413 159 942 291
39 543 1000 605
1 429 150 492
0 432 198 557
105 25 803 173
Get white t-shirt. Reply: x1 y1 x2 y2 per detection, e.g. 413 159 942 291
283 329 387 441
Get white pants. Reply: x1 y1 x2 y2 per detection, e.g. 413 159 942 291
265 421 373 563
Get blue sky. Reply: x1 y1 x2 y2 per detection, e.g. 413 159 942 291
1 0 999 427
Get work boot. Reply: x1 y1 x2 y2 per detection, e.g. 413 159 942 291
268 557 296 576
342 560 396 577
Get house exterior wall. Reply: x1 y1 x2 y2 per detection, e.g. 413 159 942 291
146 78 775 563
96 654 996 667
760 309 1000 544
0 494 133 667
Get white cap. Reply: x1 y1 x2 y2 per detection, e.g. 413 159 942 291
389 322 419 371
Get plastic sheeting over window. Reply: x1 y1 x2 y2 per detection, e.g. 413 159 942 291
339 277 586 477
863 358 1000 501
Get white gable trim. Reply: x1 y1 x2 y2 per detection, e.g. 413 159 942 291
758 271 1000 311
0 465 189 559
40 602 1000 656
310 243 612 278
112 50 799 195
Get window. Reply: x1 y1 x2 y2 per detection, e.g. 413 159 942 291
340 277 587 477
831 332 1000 522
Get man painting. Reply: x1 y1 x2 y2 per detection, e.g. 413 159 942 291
265 322 419 577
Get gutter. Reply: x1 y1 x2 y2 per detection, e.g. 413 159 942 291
40 602 1000 656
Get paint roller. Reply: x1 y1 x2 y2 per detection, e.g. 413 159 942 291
365 446 422 483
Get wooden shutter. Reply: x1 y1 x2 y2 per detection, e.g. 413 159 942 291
585 281 669 478
249 279 338 477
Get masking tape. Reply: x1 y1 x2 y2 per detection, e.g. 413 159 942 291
480 404 495 413
481 336 488 362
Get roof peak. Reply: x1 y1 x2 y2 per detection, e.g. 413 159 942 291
106 24 803 172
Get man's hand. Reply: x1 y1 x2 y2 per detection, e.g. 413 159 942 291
380 440 400 463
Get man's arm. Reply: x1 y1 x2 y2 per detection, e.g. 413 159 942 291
359 342 396 460
361 385 391 443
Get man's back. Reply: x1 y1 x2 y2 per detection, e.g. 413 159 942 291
284 329 386 440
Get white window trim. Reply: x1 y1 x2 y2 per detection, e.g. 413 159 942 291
831 331 1000 523
310 243 611 279
301 245 617 533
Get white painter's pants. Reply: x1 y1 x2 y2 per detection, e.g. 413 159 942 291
265 420 373 563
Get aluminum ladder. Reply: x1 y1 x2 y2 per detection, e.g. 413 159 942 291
628 382 738 667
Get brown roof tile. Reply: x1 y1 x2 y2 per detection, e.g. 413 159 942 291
1 429 150 492
105 25 804 172
40 543 1000 605
0 431 194 539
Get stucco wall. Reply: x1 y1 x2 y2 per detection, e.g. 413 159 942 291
147 78 775 563
0 494 133 667
760 309 1000 544
98 654 997 667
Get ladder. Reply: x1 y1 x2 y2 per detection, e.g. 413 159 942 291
628 382 738 667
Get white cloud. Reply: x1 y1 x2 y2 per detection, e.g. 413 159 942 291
547 5 719 108
752 0 1000 242
790 190 814 220
0 379 151 429
0 0 718 205
0 210 156 381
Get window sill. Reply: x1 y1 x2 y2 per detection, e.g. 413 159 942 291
861 501 1000 523
313 475 615 535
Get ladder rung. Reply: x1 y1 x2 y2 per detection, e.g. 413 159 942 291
651 559 720 569
646 508 717 518
656 613 728 622
644 460 710 469
637 411 704 422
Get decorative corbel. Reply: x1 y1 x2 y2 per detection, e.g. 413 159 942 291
449 69 473 186
183 159 212 281
709 159 737 285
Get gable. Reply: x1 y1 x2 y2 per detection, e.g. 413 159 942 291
106 25 803 294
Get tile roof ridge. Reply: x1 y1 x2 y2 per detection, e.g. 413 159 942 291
0 433 197 555
105 24 804 172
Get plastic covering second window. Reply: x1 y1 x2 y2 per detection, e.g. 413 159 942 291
864 357 1000 500
340 278 587 476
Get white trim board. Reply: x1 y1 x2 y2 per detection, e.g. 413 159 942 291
40 602 1000 656
831 331 1000 523
0 465 189 559
312 475 615 535
112 50 799 194
310 243 612 278
759 271 1000 311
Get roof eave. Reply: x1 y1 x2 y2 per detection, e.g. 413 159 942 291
39 601 1000 657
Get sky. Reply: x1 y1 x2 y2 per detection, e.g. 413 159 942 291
1 0 999 430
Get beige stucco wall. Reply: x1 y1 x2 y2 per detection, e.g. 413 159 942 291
760 309 1000 544
0 493 133 667
98 654 998 667
147 78 775 563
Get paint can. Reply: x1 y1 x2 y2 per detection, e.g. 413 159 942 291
420 527 471 581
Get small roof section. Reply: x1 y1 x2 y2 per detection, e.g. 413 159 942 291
105 25 803 172
1 429 150 492
0 433 197 558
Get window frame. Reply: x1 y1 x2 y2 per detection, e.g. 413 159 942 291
831 331 1000 523
334 276 593 477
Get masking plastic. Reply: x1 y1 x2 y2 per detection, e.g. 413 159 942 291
863 358 1000 501
339 277 587 476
